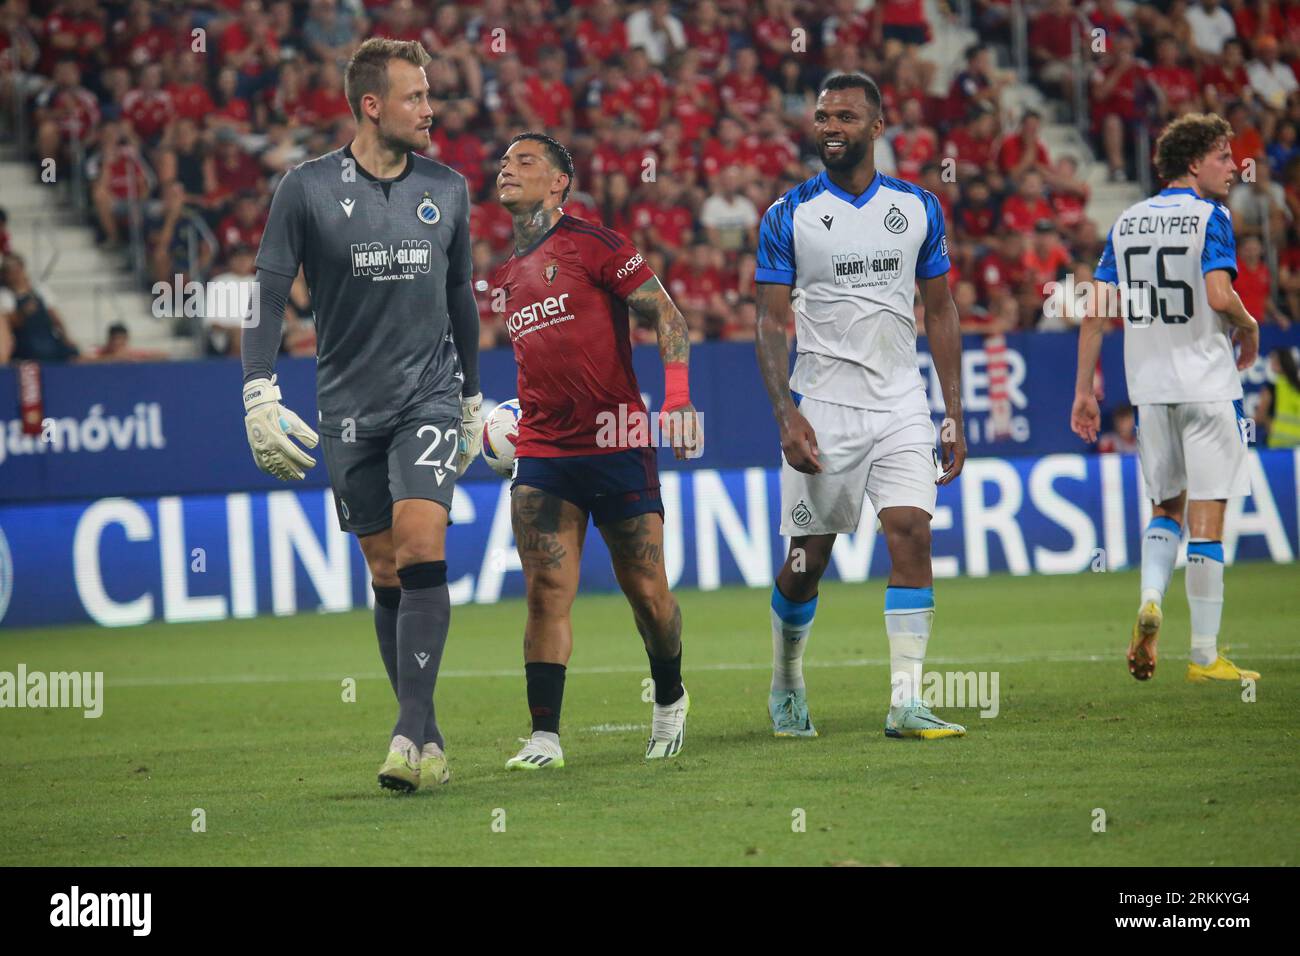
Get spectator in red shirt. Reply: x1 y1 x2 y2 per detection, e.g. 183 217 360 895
629 176 695 260
216 192 267 257
512 0 565 69
1029 0 1086 99
575 0 629 71
204 129 264 210
890 97 938 181
751 111 800 181
624 46 668 132
667 50 719 145
1149 35 1201 118
1090 30 1153 181
302 60 353 128
953 177 1000 244
34 58 100 162
701 116 755 183
720 47 771 124
1202 38 1252 113
209 65 254 135
1022 219 1072 297
1227 100 1266 173
166 54 216 125
522 48 574 132
1044 155 1091 238
1237 234 1289 327
822 0 872 65
222 0 281 96
944 106 1000 181
40 0 106 75
977 231 1029 307
428 102 488 195
877 0 931 47
590 118 651 187
667 240 728 327
684 0 729 74
1088 0 1131 38
654 119 702 187
996 110 1050 178
114 0 174 69
90 121 153 246
752 0 798 73
1001 170 1055 233
122 62 174 145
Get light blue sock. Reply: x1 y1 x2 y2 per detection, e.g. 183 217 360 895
1140 516 1181 608
1186 540 1224 667
885 586 934 709
770 586 817 692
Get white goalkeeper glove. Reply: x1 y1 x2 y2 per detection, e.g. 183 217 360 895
457 391 483 476
243 375 319 480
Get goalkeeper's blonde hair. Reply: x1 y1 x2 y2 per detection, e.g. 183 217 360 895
344 38 432 123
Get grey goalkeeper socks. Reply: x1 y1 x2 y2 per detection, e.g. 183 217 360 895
373 584 440 746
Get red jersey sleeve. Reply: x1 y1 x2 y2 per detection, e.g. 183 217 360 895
587 226 655 298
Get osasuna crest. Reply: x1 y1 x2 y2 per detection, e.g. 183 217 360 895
883 204 908 234
543 260 559 285
416 193 440 225
791 500 812 528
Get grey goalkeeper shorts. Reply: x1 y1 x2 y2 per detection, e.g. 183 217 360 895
319 415 460 536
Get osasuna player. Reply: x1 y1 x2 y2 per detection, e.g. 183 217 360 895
1072 112 1261 684
491 133 701 769
241 39 483 791
754 73 968 740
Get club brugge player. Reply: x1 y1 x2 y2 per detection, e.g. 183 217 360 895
1072 112 1261 685
241 39 483 792
491 132 702 769
754 73 968 740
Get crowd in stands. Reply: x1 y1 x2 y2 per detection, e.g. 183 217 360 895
1 0 1299 367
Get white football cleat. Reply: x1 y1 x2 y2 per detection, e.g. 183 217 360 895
505 733 565 770
645 686 690 759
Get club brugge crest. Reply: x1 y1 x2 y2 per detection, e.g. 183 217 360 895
543 261 558 285
791 500 812 528
883 204 908 234
416 193 440 225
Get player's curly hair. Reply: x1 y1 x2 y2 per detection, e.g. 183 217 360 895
508 132 575 202
344 38 432 122
1154 113 1233 182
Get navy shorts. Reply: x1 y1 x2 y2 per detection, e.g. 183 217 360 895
513 447 663 527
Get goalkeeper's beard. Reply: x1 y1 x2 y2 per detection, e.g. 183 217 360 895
818 137 870 172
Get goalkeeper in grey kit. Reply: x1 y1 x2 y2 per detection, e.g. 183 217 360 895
240 38 482 792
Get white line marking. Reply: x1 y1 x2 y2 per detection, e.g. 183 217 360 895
101 647 1300 688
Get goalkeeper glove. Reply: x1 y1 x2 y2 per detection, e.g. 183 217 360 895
457 392 483 476
243 375 319 480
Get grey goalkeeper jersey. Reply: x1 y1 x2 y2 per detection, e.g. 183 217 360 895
254 146 471 436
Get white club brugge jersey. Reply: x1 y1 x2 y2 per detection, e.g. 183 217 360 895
1095 186 1242 406
756 170 950 411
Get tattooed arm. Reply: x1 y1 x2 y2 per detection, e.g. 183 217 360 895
755 281 820 474
625 275 701 459
625 274 689 366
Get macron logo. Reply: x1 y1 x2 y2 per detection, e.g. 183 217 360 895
339 198 355 218
50 886 151 936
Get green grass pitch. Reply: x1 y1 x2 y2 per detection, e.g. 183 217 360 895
1 563 1296 866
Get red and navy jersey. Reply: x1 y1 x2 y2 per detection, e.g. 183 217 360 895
491 214 654 457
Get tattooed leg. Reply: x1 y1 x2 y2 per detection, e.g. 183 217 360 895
511 485 587 665
600 513 682 659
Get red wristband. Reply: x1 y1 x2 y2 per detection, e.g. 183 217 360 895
663 362 690 411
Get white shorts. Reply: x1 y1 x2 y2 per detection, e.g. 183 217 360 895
780 396 938 536
1137 401 1252 502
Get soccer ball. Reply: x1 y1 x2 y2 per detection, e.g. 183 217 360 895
481 399 521 478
